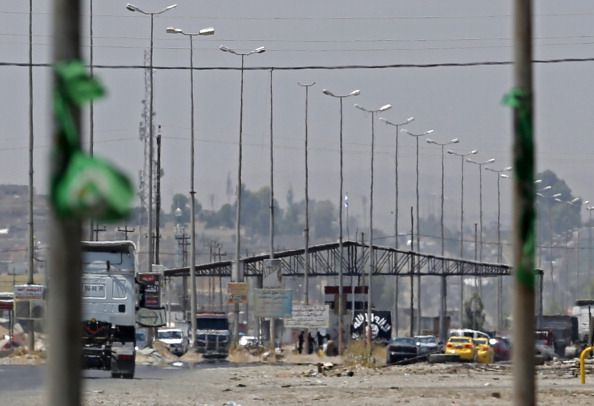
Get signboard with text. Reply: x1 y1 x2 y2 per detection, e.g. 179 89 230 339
228 282 249 304
253 288 292 318
284 304 329 329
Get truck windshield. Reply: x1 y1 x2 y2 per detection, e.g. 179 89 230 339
158 330 182 339
196 317 229 330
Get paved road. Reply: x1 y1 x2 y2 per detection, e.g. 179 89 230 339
0 361 232 394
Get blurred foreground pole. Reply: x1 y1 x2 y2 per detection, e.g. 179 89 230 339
47 1 82 405
511 0 536 405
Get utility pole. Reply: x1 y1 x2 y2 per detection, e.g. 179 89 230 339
48 1 82 404
511 0 536 404
409 206 415 337
175 229 190 317
155 128 162 265
117 225 135 240
269 69 276 351
92 225 106 241
27 0 35 353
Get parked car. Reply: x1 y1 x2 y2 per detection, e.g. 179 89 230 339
445 336 476 362
386 337 418 365
489 336 511 361
157 328 189 356
473 337 494 364
535 329 556 361
414 335 440 355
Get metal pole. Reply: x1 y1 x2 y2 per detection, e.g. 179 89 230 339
88 0 95 241
394 124 400 337
298 81 315 307
415 135 421 334
497 174 503 331
338 96 345 353
155 129 161 265
439 144 447 343
512 0 536 402
48 0 82 404
188 34 197 349
410 206 415 337
148 13 154 270
269 69 275 351
479 164 484 262
27 0 35 352
367 112 376 350
459 156 465 326
232 54 245 344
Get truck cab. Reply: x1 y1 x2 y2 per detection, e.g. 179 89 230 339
81 241 137 378
195 311 230 358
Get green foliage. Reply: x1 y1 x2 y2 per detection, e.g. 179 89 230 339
536 169 582 242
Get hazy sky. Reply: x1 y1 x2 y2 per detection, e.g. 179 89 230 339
1 1 594 237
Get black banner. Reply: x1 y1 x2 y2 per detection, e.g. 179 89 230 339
351 310 392 341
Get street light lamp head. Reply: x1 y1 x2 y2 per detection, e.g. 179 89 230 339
571 197 580 204
426 138 435 144
166 26 181 33
585 200 590 205
501 174 510 178
471 149 478 155
504 166 513 171
354 103 364 111
350 90 361 96
405 116 415 124
486 158 495 163
322 89 334 96
253 46 266 54
199 27 215 36
126 3 139 12
450 138 459 144
553 193 562 198
426 129 435 135
219 45 231 52
379 104 392 112
164 4 177 11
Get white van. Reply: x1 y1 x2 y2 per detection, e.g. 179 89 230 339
449 328 491 340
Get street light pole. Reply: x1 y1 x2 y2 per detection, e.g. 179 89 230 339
402 127 434 335
166 25 214 349
323 88 360 353
379 116 414 337
126 2 177 271
426 137 459 343
466 157 496 263
298 81 315 308
485 166 512 332
355 102 392 351
219 44 265 344
447 148 477 327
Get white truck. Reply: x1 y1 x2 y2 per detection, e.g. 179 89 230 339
81 241 137 379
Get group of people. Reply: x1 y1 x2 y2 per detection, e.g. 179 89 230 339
297 330 331 354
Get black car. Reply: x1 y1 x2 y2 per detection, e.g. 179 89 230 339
386 337 418 365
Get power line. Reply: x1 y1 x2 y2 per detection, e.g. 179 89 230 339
4 56 594 71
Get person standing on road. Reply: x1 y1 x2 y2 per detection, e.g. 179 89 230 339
298 331 304 354
317 331 324 349
307 332 315 354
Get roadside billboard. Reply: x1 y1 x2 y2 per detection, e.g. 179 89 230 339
284 304 329 329
253 288 292 318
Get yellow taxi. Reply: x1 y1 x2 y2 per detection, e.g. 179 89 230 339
473 337 494 364
445 336 475 361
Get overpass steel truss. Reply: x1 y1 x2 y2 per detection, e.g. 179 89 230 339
163 240 515 279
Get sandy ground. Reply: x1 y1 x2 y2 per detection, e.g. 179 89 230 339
4 352 594 405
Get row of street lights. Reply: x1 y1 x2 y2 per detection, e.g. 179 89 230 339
125 2 515 346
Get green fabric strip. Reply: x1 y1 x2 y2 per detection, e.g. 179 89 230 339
503 88 536 289
51 60 134 221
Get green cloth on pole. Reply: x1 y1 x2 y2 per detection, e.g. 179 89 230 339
51 60 134 221
503 88 536 289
